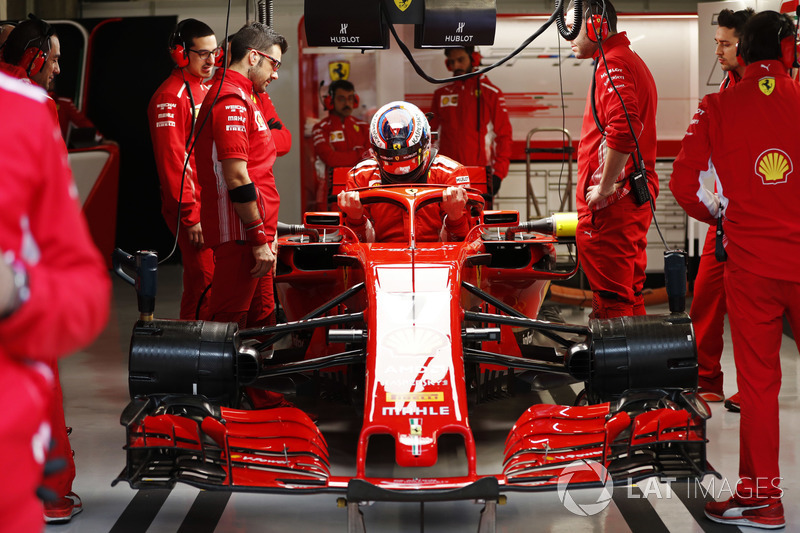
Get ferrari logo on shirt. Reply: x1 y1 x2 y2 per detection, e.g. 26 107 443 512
329 130 345 143
395 0 413 12
756 149 792 185
759 77 775 96
440 94 458 107
329 61 350 81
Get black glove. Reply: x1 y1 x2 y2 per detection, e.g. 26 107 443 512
267 117 283 130
492 174 502 196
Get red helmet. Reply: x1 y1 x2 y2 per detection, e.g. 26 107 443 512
369 101 431 184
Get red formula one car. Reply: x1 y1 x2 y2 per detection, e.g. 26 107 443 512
113 185 714 532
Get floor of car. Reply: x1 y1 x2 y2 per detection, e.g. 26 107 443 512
50 264 800 533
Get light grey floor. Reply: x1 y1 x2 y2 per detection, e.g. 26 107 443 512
48 265 799 532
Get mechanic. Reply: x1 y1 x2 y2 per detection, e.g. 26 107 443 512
0 14 60 121
692 8 753 411
148 19 218 320
311 79 370 210
0 71 109 529
2 15 107 524
429 46 512 197
565 0 658 319
670 11 798 529
195 21 285 331
337 101 470 243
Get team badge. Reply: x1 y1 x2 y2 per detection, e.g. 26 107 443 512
440 95 458 107
409 418 422 436
394 0 413 12
758 77 775 96
328 61 350 81
755 149 792 185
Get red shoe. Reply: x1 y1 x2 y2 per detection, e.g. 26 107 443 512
697 388 724 402
705 497 784 529
724 392 741 413
43 492 83 524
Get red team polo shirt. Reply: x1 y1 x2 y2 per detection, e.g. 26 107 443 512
195 69 279 247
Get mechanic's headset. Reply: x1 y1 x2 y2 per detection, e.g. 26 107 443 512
736 12 800 70
21 15 54 77
324 83 360 111
444 47 482 71
169 21 224 69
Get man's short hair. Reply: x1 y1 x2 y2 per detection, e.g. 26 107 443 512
740 10 796 64
583 0 618 34
229 22 287 64
1 16 54 67
329 79 354 96
717 8 755 38
444 46 475 58
171 18 214 50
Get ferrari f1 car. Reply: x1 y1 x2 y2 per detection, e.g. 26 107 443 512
113 185 714 532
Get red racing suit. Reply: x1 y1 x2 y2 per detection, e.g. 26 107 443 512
195 69 279 328
670 60 800 503
430 75 513 180
0 72 110 532
344 155 471 242
690 70 740 394
148 68 214 320
575 32 658 318
258 91 291 156
312 114 369 210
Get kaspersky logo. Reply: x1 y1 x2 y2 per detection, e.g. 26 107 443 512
755 149 792 185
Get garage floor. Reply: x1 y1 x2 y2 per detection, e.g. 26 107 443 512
47 265 799 533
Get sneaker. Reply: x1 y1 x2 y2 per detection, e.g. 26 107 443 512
43 491 82 524
705 497 784 529
698 388 725 402
724 392 741 413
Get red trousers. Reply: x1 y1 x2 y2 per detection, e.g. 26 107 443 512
176 225 215 320
41 361 73 501
0 360 53 533
725 263 800 502
577 195 652 318
691 225 727 393
207 241 274 329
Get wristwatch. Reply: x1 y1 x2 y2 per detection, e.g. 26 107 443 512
0 254 30 319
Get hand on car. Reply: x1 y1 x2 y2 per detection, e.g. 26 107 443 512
442 186 468 221
337 190 364 220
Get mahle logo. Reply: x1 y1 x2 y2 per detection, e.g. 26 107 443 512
556 460 614 516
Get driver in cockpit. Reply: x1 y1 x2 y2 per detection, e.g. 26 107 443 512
337 101 471 242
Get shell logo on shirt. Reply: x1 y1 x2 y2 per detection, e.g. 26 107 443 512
755 149 792 185
440 94 458 107
329 130 345 143
254 110 267 131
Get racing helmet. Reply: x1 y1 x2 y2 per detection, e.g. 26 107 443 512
369 101 431 184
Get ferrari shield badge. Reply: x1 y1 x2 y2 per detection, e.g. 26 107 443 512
758 77 775 96
328 61 350 81
394 0 413 12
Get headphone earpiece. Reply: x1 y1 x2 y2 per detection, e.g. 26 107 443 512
169 21 189 68
22 47 47 77
780 35 798 70
214 45 224 68
22 14 53 77
586 14 609 43
471 50 482 67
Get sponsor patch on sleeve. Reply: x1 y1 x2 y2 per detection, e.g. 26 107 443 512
455 175 470 185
